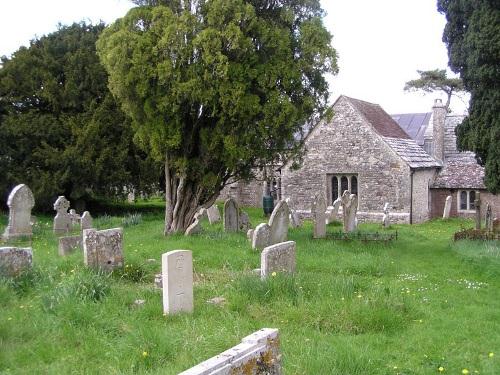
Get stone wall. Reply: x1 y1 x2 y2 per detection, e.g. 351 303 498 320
412 169 436 223
281 96 412 222
430 189 500 219
219 179 264 207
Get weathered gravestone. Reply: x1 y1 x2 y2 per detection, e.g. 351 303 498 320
185 218 202 236
247 229 254 241
485 203 493 232
341 191 358 233
58 235 83 256
285 197 302 228
83 228 123 271
127 191 135 203
207 205 221 224
80 211 93 231
53 196 71 235
475 192 481 230
3 184 35 240
69 209 81 230
312 193 326 239
252 223 271 250
162 250 193 315
261 241 296 280
239 211 251 231
327 197 342 224
0 247 32 277
268 200 290 244
382 202 390 228
443 195 452 219
223 198 239 232
179 328 282 375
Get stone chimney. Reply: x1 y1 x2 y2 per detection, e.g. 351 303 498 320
432 98 446 163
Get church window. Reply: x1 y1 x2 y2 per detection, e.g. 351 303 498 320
351 176 358 195
458 190 477 212
328 174 359 204
341 176 349 195
332 176 338 203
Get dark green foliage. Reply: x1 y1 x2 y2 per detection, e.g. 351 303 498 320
97 0 337 233
404 69 465 109
0 23 161 210
438 0 500 193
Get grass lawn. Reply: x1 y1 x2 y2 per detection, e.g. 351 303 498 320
1 202 499 374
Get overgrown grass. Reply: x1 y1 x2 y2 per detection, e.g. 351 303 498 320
0 208 499 374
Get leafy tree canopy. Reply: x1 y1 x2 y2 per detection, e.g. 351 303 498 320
97 0 337 234
404 69 464 109
438 0 500 193
0 22 161 211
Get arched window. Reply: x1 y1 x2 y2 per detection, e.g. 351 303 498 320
351 176 358 195
332 176 338 202
460 191 468 210
469 191 476 209
341 176 349 195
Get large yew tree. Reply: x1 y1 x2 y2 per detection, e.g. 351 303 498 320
97 0 337 234
438 0 500 193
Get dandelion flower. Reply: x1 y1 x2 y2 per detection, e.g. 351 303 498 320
271 272 277 277
462 369 469 374
438 366 445 372
489 352 494 358
142 351 148 358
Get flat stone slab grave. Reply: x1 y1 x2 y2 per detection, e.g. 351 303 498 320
83 228 124 271
179 328 281 375
0 247 33 277
162 250 194 315
261 241 296 279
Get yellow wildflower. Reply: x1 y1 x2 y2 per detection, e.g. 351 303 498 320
271 272 277 277
462 369 469 374
438 366 445 372
142 351 148 358
488 352 494 358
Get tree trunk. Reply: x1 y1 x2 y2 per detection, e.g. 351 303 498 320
163 155 219 235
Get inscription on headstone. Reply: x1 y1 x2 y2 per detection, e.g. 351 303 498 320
162 250 193 315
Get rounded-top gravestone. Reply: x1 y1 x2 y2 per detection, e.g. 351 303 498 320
3 184 35 240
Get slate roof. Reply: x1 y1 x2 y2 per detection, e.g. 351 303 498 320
431 116 486 189
391 112 431 145
343 96 440 169
383 137 442 169
345 96 412 139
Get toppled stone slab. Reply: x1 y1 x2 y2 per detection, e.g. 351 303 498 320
154 273 162 289
261 241 296 279
83 228 124 271
206 297 226 305
179 328 282 375
58 235 83 256
0 247 33 277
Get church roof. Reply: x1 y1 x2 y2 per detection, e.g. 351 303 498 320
342 96 440 169
383 137 442 169
391 112 431 145
344 96 412 139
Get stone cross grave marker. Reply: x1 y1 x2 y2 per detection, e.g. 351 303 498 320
69 209 81 230
261 241 296 280
3 184 35 240
443 195 452 218
80 211 93 231
162 250 193 315
268 200 290 245
53 196 71 235
83 228 124 271
223 198 239 232
341 191 358 233
207 205 221 224
382 202 390 228
312 193 326 239
0 247 32 277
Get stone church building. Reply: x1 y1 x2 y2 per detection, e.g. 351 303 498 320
221 95 499 223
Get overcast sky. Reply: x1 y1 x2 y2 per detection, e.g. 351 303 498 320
0 0 468 114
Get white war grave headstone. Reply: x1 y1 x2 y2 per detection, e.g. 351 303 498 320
2 184 35 240
223 198 239 232
162 250 193 315
341 191 358 233
312 193 326 239
53 196 71 235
